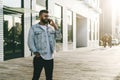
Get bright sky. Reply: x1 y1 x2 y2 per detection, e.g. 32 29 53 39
4 0 21 7
111 0 120 11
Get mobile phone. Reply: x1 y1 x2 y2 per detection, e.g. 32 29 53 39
48 19 51 24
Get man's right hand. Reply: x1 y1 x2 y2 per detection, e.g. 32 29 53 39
34 52 40 57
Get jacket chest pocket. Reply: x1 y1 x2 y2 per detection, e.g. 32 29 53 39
34 31 42 40
49 31 55 39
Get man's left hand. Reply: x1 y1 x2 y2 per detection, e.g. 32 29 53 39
49 19 58 30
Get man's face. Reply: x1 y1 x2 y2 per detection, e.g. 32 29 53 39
40 13 49 24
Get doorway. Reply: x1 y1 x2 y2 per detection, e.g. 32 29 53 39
76 15 87 48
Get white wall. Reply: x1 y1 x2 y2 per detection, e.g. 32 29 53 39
73 12 77 49
0 0 3 61
62 7 68 51
53 0 100 49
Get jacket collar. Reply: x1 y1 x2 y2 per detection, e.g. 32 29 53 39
36 23 49 31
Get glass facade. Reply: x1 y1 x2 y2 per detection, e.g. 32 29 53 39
36 0 46 7
54 4 63 42
93 22 95 40
4 13 23 60
89 20 92 40
54 4 63 51
3 0 24 60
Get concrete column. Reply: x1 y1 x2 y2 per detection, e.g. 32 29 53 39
95 18 97 41
0 0 3 61
87 18 91 46
97 16 100 41
24 0 31 57
97 0 100 8
91 19 94 41
32 0 37 25
63 7 68 51
95 16 99 46
86 18 90 47
73 12 76 49
94 16 100 46
89 17 93 46
92 18 96 47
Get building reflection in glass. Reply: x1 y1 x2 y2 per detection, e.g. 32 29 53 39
4 14 23 60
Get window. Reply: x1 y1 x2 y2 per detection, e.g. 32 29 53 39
97 22 99 40
89 20 92 40
67 10 73 42
4 12 24 60
93 22 96 40
36 0 46 7
54 4 63 42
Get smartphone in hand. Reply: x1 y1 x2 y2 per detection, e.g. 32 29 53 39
48 19 52 24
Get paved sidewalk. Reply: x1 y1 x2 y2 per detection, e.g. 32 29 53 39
1 46 120 80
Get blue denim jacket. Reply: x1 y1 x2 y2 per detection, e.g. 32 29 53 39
28 23 61 55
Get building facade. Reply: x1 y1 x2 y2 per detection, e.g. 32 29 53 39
0 0 101 61
99 0 113 39
100 0 120 40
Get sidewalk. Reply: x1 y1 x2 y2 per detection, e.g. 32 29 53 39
0 46 120 80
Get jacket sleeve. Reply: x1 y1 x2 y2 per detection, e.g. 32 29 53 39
28 27 37 53
55 29 62 40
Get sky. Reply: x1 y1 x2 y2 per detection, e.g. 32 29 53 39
4 0 21 7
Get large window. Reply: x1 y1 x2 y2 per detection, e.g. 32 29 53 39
54 4 63 42
3 0 24 60
67 10 73 42
4 0 21 7
36 0 46 7
93 22 95 40
4 12 24 60
54 4 63 51
89 20 92 40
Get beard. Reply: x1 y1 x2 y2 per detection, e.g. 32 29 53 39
41 18 49 24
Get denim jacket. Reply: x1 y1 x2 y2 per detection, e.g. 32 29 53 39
28 23 62 55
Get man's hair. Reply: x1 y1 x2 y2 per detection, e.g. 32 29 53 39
39 10 49 16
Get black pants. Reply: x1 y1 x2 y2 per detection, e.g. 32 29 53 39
32 56 54 80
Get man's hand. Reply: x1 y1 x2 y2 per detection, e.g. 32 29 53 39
49 19 58 30
34 52 40 57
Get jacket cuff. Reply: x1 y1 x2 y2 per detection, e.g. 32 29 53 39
30 49 37 53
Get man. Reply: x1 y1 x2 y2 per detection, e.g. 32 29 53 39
28 10 61 80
